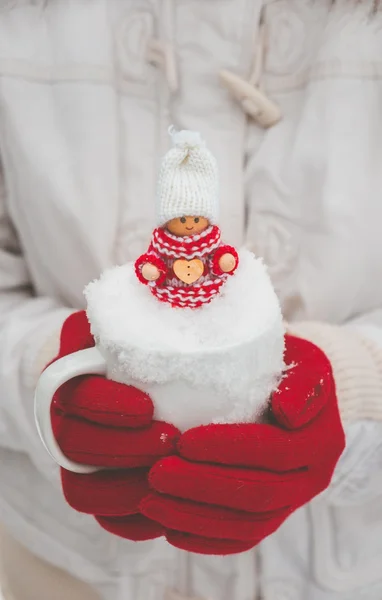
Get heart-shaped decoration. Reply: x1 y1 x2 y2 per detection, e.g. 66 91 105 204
173 258 204 284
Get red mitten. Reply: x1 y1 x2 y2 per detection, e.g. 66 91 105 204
211 245 239 276
142 335 345 554
51 311 179 541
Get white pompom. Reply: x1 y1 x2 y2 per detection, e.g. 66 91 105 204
168 126 205 149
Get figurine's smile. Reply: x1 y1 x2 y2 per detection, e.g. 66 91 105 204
166 216 210 237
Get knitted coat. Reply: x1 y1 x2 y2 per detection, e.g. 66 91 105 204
135 225 238 308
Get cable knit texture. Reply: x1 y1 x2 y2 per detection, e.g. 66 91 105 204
135 226 238 308
287 321 382 423
157 129 219 225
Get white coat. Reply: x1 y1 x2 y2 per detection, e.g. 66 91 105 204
0 1 382 599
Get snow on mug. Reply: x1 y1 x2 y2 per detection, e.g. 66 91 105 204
34 250 285 474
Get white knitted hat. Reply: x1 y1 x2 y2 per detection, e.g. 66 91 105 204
157 127 219 225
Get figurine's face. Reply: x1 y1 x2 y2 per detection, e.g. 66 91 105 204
166 216 209 237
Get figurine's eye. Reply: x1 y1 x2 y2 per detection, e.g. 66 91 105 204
180 217 186 224
194 218 200 223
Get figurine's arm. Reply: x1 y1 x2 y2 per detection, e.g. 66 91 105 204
135 246 168 285
211 245 239 276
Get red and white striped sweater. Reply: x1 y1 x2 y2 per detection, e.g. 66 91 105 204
135 225 238 308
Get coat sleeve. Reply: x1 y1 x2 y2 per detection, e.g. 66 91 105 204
0 169 74 470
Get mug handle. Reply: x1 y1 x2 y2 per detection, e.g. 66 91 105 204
34 346 107 474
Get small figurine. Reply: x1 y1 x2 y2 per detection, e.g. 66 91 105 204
135 129 238 308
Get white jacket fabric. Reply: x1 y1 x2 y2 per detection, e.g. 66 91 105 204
0 1 382 599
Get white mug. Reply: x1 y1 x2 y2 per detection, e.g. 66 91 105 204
34 253 285 475
34 346 107 474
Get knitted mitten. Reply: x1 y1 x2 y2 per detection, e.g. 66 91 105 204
142 335 345 554
50 311 179 541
